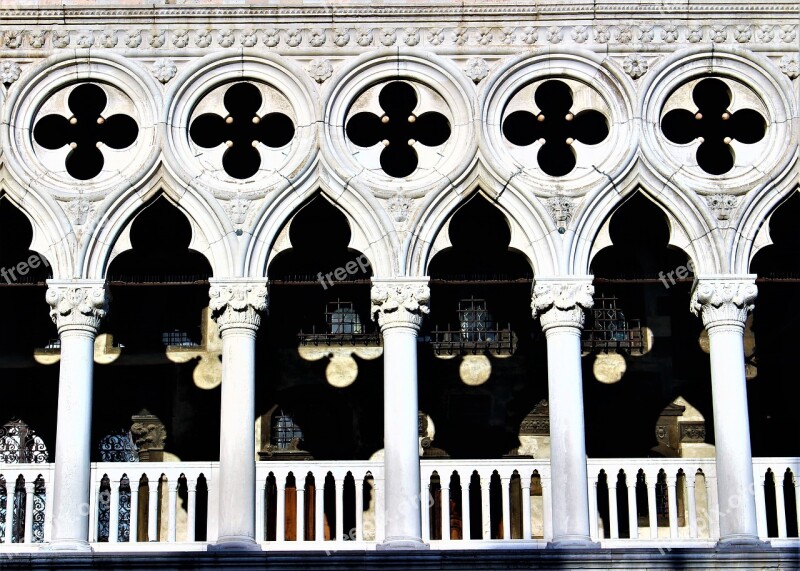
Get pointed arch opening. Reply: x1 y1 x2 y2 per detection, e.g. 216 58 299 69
586 192 713 461
748 192 800 456
92 195 219 464
420 194 544 459
258 194 382 461
0 197 58 465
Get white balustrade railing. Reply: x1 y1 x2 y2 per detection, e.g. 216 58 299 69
420 459 551 546
752 457 800 542
586 458 719 545
255 461 383 549
0 464 54 546
0 457 796 550
88 461 216 548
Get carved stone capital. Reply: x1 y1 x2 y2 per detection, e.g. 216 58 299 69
45 280 108 335
209 279 268 334
690 275 757 330
371 278 430 332
531 277 594 331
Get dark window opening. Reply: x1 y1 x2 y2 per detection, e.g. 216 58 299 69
346 81 451 178
190 82 295 179
33 83 138 180
502 79 609 177
661 77 765 175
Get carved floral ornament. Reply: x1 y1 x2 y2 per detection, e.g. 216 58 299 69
0 24 796 51
370 281 431 330
208 281 269 333
45 282 109 333
690 278 757 329
531 279 595 330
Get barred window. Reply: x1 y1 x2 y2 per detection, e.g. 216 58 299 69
271 410 304 450
457 297 496 342
326 301 363 335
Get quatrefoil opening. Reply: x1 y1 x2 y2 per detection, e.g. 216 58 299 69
33 83 139 180
189 82 295 180
502 80 609 177
345 81 451 178
661 78 766 175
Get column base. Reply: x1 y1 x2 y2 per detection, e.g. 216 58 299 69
377 536 430 550
547 536 600 549
717 535 771 549
43 539 93 552
208 536 262 551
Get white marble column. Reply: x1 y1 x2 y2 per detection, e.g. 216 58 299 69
531 277 597 548
371 278 430 550
691 275 763 546
208 279 268 551
45 280 109 551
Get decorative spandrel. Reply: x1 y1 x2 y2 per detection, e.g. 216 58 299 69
502 80 608 176
189 82 295 179
33 83 138 180
661 78 766 175
0 419 48 464
346 81 451 178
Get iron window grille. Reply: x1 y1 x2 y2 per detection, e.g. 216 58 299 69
0 419 48 464
161 329 201 348
431 297 515 355
582 295 645 354
271 410 304 450
297 300 381 346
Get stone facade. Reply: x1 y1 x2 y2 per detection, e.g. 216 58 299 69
0 0 798 565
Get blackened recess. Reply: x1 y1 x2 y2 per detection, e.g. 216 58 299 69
345 81 451 178
189 82 295 180
661 77 766 175
33 83 138 180
502 80 609 177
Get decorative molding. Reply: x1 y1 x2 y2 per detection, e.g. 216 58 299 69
387 193 412 224
680 421 707 443
519 399 550 435
0 61 21 84
371 278 430 331
531 277 594 331
706 194 740 222
151 58 177 83
546 195 574 231
779 54 799 79
622 54 648 79
464 57 489 83
0 24 797 54
130 409 167 462
45 280 109 334
223 196 251 226
208 279 269 334
307 58 333 83
690 275 757 329
65 197 94 226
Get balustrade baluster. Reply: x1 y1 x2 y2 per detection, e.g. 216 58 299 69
187 479 197 542
109 477 120 543
608 478 619 540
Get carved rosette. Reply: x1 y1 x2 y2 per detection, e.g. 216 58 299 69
370 279 430 332
531 278 594 331
208 279 269 334
45 280 109 334
690 276 757 330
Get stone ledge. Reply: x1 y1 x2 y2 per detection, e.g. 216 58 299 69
0 547 797 570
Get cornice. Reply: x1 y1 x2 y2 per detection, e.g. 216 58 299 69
1 2 799 24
